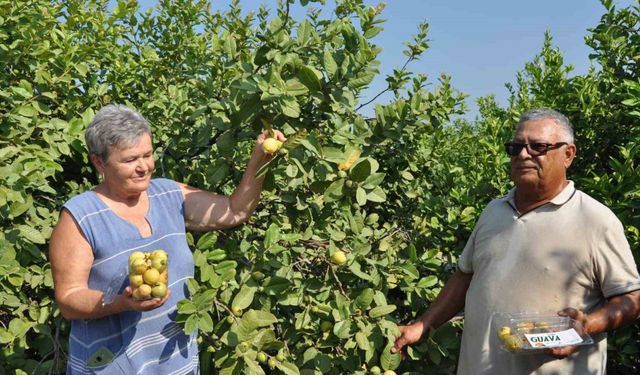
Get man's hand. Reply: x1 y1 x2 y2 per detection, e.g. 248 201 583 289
392 321 425 354
545 307 588 359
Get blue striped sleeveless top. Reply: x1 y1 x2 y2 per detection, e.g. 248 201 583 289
62 178 199 375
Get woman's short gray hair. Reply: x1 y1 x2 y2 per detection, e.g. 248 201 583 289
85 104 152 160
517 108 574 144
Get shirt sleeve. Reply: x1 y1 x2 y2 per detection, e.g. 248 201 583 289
457 220 480 274
593 214 640 298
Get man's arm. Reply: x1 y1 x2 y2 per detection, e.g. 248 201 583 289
392 269 473 353
182 130 285 231
548 290 640 358
585 290 640 333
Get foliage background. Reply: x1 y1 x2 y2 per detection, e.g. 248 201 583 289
0 0 638 374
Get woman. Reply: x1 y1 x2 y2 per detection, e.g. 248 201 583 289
49 104 284 374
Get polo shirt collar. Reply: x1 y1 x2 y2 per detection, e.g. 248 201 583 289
506 180 576 208
549 180 576 206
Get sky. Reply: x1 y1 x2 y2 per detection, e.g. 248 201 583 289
135 0 636 119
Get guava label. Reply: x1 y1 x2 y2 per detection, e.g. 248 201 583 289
524 328 583 348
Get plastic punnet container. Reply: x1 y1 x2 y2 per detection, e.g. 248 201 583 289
492 312 594 354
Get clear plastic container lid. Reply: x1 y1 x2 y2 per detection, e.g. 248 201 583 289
102 265 128 305
492 312 594 354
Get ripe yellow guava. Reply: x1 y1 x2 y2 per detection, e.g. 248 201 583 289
262 138 282 154
504 335 522 352
128 251 146 265
133 284 152 300
129 274 144 288
330 250 347 265
151 283 167 298
143 268 160 285
497 326 511 341
129 258 148 275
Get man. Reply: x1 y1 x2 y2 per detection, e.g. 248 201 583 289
392 108 640 374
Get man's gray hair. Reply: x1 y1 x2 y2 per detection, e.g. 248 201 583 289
517 108 574 144
85 104 151 160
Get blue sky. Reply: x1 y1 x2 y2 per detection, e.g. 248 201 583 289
135 0 635 118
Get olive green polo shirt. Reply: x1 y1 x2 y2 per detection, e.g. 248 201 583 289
456 181 640 375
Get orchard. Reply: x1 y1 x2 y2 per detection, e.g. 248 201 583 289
0 0 639 374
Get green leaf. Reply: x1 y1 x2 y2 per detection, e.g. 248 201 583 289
244 357 266 375
401 171 414 181
364 26 383 39
197 232 218 250
216 131 236 158
280 96 301 118
255 159 274 179
368 304 396 318
244 309 277 328
348 69 376 89
296 65 322 92
417 275 438 289
333 320 351 339
322 147 344 163
9 318 31 337
350 158 370 181
0 146 17 161
10 201 30 218
362 173 385 189
380 342 401 370
264 223 281 249
215 260 238 274
356 186 367 206
232 285 257 310
399 264 419 280
197 312 214 332
264 276 290 295
8 274 24 287
323 179 345 202
0 329 13 344
219 358 240 375
207 249 227 262
297 20 313 45
34 101 51 114
348 261 371 281
276 361 301 375
299 133 322 156
17 105 37 118
285 79 309 96
356 331 372 351
323 50 338 78
18 225 45 244
366 187 387 203
460 206 476 222
177 300 197 315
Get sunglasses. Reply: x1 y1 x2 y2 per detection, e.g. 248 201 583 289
504 142 568 157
